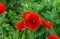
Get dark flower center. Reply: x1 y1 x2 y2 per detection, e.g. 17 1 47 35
30 20 36 25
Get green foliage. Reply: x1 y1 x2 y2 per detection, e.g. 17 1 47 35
0 0 60 39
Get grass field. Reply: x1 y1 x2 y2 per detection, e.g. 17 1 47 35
0 0 60 39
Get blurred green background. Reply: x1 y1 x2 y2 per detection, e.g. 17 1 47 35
0 0 60 39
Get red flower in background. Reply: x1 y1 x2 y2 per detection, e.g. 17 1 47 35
41 19 53 29
25 12 41 30
0 2 6 15
48 34 59 39
15 20 25 30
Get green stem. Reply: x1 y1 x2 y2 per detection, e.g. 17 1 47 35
45 29 49 39
35 30 36 39
30 30 35 39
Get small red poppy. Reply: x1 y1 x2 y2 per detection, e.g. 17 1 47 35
41 19 53 29
48 34 59 39
22 12 31 19
15 20 25 30
49 22 53 26
0 2 6 15
25 12 41 30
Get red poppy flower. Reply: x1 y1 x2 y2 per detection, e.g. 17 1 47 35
41 19 53 29
25 12 41 30
0 2 6 15
48 34 59 39
15 20 25 30
49 22 53 26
